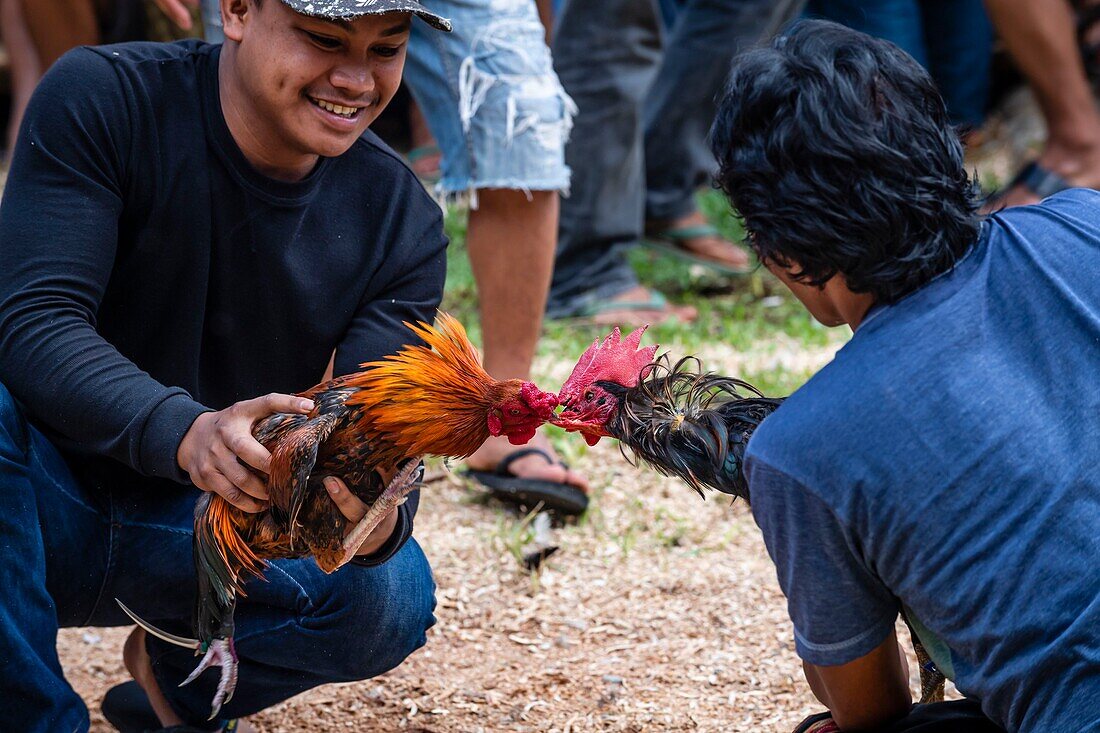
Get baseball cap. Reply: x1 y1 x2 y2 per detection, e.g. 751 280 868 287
278 0 451 32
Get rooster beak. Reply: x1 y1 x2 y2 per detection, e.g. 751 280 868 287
550 414 607 444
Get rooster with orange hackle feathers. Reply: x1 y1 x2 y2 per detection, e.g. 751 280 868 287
117 313 558 719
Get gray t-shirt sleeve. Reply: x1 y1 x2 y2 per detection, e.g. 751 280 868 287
747 458 899 666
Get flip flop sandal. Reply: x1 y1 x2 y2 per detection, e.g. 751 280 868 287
555 290 695 327
102 680 237 733
641 223 755 276
462 447 589 517
984 160 1072 209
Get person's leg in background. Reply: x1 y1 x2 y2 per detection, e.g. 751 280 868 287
643 0 804 269
548 0 696 325
803 0 927 63
982 0 1100 207
403 0 588 492
3 0 114 158
920 0 993 135
0 0 42 155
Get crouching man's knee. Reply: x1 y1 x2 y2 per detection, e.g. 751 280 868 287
314 539 437 682
0 381 29 456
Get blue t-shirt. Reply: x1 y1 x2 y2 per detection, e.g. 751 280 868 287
745 189 1100 733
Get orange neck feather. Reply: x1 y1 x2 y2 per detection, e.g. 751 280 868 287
344 313 511 464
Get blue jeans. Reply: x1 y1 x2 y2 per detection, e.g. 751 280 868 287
0 383 436 732
547 0 805 317
803 0 992 128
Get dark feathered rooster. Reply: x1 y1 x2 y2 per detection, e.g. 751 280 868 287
551 327 783 500
118 313 558 718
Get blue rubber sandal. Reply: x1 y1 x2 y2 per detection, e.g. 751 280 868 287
984 160 1072 209
641 223 755 275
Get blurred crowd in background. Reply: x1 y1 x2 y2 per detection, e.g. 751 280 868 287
1 0 1098 328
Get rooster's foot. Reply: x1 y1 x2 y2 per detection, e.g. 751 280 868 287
338 459 424 568
181 637 239 720
115 599 238 720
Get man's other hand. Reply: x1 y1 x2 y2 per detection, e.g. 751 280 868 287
178 393 315 512
153 0 200 30
323 476 399 557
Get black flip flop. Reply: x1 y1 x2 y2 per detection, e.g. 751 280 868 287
463 447 589 517
984 160 1072 209
102 680 231 733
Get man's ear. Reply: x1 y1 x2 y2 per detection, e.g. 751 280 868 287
221 0 252 42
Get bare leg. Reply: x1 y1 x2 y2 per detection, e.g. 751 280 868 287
407 97 441 179
123 628 255 731
123 628 186 728
462 189 589 490
1 0 42 154
20 0 102 68
984 0 1100 207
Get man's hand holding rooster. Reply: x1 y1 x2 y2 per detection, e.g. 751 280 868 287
176 392 398 554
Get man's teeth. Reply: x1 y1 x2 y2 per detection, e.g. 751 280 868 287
313 98 359 117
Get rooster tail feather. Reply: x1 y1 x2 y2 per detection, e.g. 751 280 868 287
267 413 338 535
193 493 266 644
605 355 784 499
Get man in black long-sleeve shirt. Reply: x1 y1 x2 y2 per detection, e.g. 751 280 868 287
0 0 452 730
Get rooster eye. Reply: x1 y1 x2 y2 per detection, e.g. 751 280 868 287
584 390 594 400
510 408 520 416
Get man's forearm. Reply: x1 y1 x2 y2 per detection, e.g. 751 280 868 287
802 632 912 731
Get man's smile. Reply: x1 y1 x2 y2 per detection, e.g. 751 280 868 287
308 95 366 120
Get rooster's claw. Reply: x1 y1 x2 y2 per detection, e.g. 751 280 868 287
180 637 239 720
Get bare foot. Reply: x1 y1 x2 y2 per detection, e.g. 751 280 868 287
578 285 697 328
466 429 590 492
123 628 185 729
122 628 254 733
646 209 752 270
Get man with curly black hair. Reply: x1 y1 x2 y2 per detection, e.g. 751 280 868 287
711 20 1100 733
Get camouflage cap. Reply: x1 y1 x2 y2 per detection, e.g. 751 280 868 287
278 0 451 32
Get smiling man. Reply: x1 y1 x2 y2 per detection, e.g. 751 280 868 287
0 1 453 732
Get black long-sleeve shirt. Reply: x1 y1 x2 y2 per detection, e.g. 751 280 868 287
0 41 446 560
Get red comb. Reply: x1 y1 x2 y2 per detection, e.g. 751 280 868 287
559 326 658 404
520 381 559 419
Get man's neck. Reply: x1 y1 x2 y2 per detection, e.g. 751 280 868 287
822 276 875 330
218 49 318 182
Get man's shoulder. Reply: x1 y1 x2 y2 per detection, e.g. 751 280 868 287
747 352 874 475
41 40 210 109
745 330 917 488
82 38 210 65
346 129 425 181
340 129 442 215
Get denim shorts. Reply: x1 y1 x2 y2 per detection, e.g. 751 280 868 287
404 0 575 199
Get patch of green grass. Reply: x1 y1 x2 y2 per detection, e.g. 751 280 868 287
439 189 844 396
